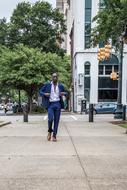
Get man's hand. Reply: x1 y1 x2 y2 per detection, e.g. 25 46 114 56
44 93 50 97
61 92 65 96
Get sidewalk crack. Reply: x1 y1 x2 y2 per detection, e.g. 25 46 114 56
62 120 93 190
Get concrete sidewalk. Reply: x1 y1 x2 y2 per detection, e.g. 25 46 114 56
0 114 127 189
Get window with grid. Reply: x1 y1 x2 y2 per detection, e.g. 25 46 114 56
84 62 91 101
85 0 92 49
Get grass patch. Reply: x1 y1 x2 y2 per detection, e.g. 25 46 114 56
120 123 127 129
111 121 127 129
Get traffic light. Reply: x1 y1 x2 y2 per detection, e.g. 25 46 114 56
98 48 105 61
97 49 101 61
104 44 111 60
110 72 119 80
97 44 111 62
100 48 105 61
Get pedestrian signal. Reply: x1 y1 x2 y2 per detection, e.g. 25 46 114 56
110 72 119 80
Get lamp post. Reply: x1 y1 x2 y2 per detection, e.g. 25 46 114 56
114 37 124 119
114 26 127 119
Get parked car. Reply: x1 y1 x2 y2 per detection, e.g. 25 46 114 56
0 104 4 110
94 103 117 114
86 103 117 114
7 103 13 111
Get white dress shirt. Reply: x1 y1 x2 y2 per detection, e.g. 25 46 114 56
49 82 60 102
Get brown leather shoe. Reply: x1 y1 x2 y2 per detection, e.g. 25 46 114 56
47 132 51 141
52 136 57 142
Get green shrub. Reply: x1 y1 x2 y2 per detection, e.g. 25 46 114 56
32 106 46 113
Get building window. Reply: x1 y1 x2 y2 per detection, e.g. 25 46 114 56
84 89 90 101
84 77 90 88
114 65 118 72
99 65 104 75
98 77 118 89
84 62 90 75
84 62 91 101
99 64 118 76
98 54 119 102
105 65 112 75
85 0 92 49
98 90 117 102
98 77 118 102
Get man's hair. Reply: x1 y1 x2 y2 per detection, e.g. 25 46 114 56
52 72 58 76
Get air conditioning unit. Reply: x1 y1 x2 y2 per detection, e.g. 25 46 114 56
78 73 84 86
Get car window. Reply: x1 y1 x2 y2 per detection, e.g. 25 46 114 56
96 103 117 108
109 103 115 107
102 104 109 107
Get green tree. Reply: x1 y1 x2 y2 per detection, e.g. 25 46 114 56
0 45 70 112
92 0 127 47
0 18 8 45
8 1 66 56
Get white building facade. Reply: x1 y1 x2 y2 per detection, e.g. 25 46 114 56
62 0 127 112
56 0 127 112
56 0 71 52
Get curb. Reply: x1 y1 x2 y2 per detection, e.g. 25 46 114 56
0 122 11 128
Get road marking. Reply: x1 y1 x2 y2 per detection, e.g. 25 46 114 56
44 116 48 120
70 116 77 121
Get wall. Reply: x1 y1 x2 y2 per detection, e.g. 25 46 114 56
67 0 127 112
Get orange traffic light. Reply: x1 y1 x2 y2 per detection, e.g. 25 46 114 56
98 48 105 62
105 44 111 60
98 44 112 62
100 48 105 60
97 49 101 61
110 72 119 80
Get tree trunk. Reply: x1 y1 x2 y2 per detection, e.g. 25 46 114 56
18 90 22 112
28 95 33 113
18 90 21 107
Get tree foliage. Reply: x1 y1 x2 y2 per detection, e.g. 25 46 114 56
0 18 8 45
0 1 70 112
0 45 70 111
7 1 66 56
92 0 127 47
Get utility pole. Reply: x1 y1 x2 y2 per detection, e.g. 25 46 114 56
114 38 124 119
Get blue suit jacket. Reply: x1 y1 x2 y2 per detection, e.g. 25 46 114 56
39 82 66 109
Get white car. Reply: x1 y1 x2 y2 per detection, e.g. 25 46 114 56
7 103 13 111
0 104 4 110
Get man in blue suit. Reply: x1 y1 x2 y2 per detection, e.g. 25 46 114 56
39 73 66 142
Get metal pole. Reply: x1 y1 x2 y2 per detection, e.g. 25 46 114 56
23 104 28 122
81 100 83 114
114 39 123 119
89 104 94 122
24 112 28 122
123 105 126 121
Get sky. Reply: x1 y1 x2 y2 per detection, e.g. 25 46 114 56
0 0 56 20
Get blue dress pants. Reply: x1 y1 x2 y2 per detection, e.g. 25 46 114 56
48 101 61 137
